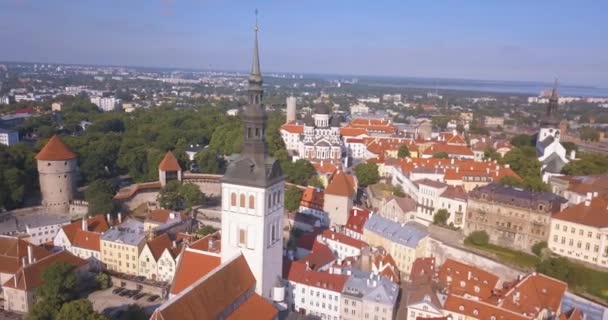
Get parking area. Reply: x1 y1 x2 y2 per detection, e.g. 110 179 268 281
88 287 164 318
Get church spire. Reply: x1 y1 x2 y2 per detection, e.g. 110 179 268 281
542 78 559 127
250 9 261 80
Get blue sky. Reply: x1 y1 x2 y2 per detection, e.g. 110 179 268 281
1 0 607 87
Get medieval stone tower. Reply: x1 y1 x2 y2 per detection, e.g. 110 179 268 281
36 135 78 215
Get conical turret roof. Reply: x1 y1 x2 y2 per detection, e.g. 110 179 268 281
35 135 77 161
159 151 182 172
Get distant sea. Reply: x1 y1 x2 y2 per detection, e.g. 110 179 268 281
325 75 608 97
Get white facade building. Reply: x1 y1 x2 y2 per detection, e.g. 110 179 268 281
0 128 19 146
90 96 121 112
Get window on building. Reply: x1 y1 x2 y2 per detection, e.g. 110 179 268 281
231 193 237 206
240 194 246 207
239 228 247 246
249 195 255 209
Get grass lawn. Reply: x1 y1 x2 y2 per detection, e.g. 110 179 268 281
464 240 540 269
566 260 608 303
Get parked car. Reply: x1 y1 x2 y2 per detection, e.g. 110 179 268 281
126 290 139 298
147 295 159 302
112 287 125 294
119 290 131 297
133 292 146 300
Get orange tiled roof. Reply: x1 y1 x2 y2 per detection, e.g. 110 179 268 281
442 294 528 320
409 257 435 284
559 308 583 320
422 143 474 157
552 194 608 227
280 123 304 134
438 258 499 300
170 249 221 295
147 209 186 224
325 171 356 197
146 234 175 261
225 293 278 320
3 251 87 291
188 232 221 254
300 186 324 210
0 236 51 275
340 127 368 137
155 254 275 320
35 135 77 161
72 230 101 252
159 151 181 172
498 273 567 317
61 216 110 245
311 161 339 175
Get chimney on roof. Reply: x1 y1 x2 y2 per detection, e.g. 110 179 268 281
82 217 88 231
305 261 311 271
27 244 34 264
106 213 111 224
14 274 17 287
169 212 176 219
585 193 592 206
22 256 27 267
118 212 122 224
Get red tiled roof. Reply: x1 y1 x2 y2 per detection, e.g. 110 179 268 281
345 207 371 234
409 257 435 284
320 229 368 249
440 185 468 201
373 253 400 283
188 232 221 254
285 260 348 293
443 294 528 320
35 135 77 161
325 171 356 197
552 194 608 227
422 143 474 157
340 127 368 137
72 230 101 252
280 123 304 134
170 249 221 295
559 308 583 320
225 294 278 320
155 254 275 320
61 216 110 245
296 229 325 252
159 151 181 172
300 187 324 210
498 273 567 317
3 251 87 291
147 209 186 224
311 161 339 175
113 181 162 200
146 234 174 261
299 240 336 271
438 258 499 299
0 236 51 275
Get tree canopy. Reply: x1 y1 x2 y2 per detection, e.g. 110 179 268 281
562 152 608 176
157 181 204 211
85 179 116 215
28 262 79 320
500 146 548 192
354 162 380 186
56 299 107 320
432 151 449 159
433 209 450 225
285 186 303 212
397 145 410 158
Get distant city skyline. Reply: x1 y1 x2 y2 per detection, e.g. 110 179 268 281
1 0 607 87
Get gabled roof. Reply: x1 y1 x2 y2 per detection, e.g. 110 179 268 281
170 248 221 295
409 257 435 284
440 185 468 201
559 307 583 320
146 209 186 224
35 135 77 161
320 229 368 249
154 254 276 320
188 232 221 254
325 171 356 197
60 215 110 245
0 236 51 274
442 294 528 320
406 283 442 311
158 151 182 172
3 251 87 291
146 234 175 261
285 260 348 293
345 207 371 234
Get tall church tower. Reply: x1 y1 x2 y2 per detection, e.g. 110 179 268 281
220 19 285 300
538 79 561 142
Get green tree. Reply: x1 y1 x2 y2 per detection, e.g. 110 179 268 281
561 142 578 154
29 262 79 320
531 241 547 257
281 159 316 186
195 148 221 174
285 186 303 212
56 299 107 320
466 231 489 246
510 134 535 147
433 209 450 225
562 152 608 175
354 162 380 186
95 272 110 290
181 183 204 209
85 179 116 215
432 151 449 159
397 145 410 158
500 147 548 192
307 176 324 189
483 147 501 161
579 126 600 142
158 180 183 210
392 185 405 197
197 225 218 236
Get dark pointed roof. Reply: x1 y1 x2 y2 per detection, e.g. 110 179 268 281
222 18 283 188
36 135 77 161
542 78 560 127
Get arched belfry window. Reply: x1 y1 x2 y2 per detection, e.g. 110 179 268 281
231 193 237 206
240 194 246 207
249 195 255 209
